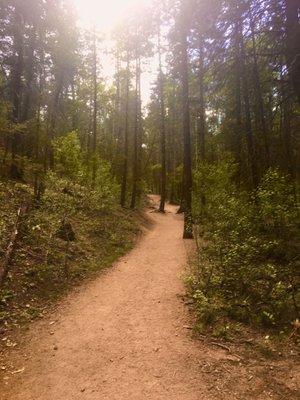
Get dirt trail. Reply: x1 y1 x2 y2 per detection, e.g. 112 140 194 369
1 195 299 400
1 196 206 400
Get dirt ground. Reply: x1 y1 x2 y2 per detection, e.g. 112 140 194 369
0 195 299 399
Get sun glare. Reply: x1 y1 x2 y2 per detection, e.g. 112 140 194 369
73 0 150 31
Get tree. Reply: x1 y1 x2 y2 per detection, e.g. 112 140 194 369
157 25 167 212
177 0 193 238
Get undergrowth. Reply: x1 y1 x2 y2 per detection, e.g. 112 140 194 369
0 133 141 336
188 161 299 338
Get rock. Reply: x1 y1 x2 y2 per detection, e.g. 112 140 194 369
53 345 58 351
56 220 76 242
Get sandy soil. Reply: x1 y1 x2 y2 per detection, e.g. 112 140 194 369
0 195 299 400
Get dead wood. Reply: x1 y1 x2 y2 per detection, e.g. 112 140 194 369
0 203 28 286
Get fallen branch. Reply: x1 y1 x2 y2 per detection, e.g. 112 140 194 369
0 203 28 286
211 341 231 352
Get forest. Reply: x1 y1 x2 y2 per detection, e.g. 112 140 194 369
0 0 299 371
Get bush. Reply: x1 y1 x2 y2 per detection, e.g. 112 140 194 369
191 164 299 331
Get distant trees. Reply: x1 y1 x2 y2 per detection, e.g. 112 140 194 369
142 0 299 328
143 0 299 236
0 0 299 240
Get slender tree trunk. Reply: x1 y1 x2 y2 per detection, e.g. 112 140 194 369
92 27 98 186
197 35 206 207
71 80 77 131
279 63 295 183
237 5 258 189
249 11 270 168
233 19 243 185
197 38 206 162
158 28 167 212
179 1 193 238
22 26 37 122
131 55 141 209
113 53 122 177
285 0 300 104
10 5 24 179
45 70 64 170
120 53 130 207
169 83 177 204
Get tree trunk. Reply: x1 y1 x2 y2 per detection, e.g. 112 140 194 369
120 54 130 207
0 204 28 286
22 26 37 122
249 11 270 168
92 27 98 186
197 35 206 207
237 6 258 189
158 28 167 213
131 55 141 209
178 1 193 239
233 18 243 185
285 0 300 104
10 5 24 179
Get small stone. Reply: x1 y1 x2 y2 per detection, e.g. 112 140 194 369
81 388 86 393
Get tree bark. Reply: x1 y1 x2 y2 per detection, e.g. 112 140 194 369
236 4 258 189
178 1 193 239
10 4 24 179
285 0 300 104
0 204 28 286
197 35 206 207
120 53 130 207
92 27 98 186
131 55 141 209
249 10 270 168
158 28 167 213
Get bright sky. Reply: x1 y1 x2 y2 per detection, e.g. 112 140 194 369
73 0 155 104
73 0 151 31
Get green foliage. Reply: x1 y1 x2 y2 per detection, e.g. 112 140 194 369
53 132 83 180
0 172 138 330
191 164 299 331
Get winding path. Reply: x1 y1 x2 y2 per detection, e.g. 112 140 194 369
1 195 298 400
1 196 211 400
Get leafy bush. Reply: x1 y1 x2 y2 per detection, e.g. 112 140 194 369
53 132 83 180
191 164 299 331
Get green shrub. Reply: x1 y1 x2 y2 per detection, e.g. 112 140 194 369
192 164 299 331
